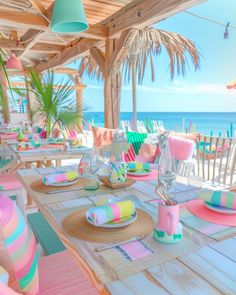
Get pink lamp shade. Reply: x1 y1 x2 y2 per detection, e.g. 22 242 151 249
6 54 23 70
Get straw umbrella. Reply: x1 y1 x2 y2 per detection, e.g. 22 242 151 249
79 27 200 129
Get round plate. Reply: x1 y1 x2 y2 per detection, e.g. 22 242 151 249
204 202 236 215
86 211 137 228
127 169 152 177
48 178 78 187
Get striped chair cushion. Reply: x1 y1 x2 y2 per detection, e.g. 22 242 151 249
92 127 116 147
0 195 39 295
126 131 147 155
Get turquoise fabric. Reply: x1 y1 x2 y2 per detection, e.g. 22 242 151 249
27 212 65 256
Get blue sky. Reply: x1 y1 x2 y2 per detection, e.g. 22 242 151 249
70 0 236 112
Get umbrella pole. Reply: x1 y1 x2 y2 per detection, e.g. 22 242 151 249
131 58 137 131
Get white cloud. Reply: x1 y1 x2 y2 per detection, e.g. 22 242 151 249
87 84 103 90
124 82 235 96
87 81 235 96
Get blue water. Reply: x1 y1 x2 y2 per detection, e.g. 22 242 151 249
84 112 236 136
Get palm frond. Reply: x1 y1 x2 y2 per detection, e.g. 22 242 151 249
124 27 200 83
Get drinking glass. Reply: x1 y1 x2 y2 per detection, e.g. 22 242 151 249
79 148 102 191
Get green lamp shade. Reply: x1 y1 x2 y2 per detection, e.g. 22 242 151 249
51 0 89 34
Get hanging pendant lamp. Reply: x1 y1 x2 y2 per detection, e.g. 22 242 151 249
51 0 89 34
6 54 23 70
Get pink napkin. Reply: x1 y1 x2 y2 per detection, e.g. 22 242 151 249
118 240 152 261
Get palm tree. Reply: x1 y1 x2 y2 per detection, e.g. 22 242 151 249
14 70 85 137
0 51 14 123
79 27 200 129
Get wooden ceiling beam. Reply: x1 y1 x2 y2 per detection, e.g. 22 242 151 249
28 0 47 15
0 9 107 39
0 9 48 31
0 37 63 53
34 0 205 71
35 39 103 72
104 0 206 37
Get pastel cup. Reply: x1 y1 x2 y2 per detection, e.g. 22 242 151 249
154 201 183 244
108 161 128 184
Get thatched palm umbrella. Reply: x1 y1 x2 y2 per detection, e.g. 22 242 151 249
79 27 200 129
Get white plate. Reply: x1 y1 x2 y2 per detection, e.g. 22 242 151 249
127 170 152 177
48 178 78 187
204 202 236 215
86 211 137 228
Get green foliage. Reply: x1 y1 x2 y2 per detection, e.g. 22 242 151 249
14 70 85 137
0 51 14 117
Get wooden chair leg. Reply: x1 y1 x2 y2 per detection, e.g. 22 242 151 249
56 159 61 166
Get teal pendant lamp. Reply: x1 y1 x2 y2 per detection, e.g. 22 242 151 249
51 0 89 34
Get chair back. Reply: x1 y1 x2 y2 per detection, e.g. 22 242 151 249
195 135 236 186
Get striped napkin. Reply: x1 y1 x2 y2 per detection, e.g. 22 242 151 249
199 189 236 210
128 162 150 171
86 200 135 226
42 171 78 185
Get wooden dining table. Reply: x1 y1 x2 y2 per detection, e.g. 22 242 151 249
7 141 91 169
17 165 236 295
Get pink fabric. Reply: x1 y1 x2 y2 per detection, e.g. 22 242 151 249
187 199 236 226
123 144 136 162
92 127 116 147
39 131 46 139
0 173 22 191
0 133 18 141
136 143 160 163
38 251 98 295
0 284 22 295
168 136 195 161
127 169 158 181
119 241 152 261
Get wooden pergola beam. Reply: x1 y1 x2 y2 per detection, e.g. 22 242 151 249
35 0 205 72
90 47 105 73
28 0 47 14
105 0 206 37
0 9 107 40
0 38 63 53
35 39 103 72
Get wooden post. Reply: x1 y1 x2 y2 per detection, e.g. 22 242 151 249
104 39 114 129
74 75 86 131
104 39 122 129
0 68 10 124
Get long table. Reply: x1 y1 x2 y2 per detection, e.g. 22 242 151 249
17 166 236 294
8 143 90 168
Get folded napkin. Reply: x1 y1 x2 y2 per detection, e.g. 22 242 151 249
86 200 135 226
42 170 78 185
199 189 236 210
128 162 150 171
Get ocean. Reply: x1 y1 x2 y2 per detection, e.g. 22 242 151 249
84 112 236 136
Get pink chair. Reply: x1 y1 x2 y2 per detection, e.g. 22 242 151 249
0 159 26 215
0 195 99 295
0 252 99 294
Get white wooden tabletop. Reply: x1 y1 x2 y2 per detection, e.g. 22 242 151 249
17 166 236 295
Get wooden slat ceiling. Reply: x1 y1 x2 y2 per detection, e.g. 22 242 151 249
0 0 132 67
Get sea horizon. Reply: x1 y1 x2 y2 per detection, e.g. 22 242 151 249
84 112 236 136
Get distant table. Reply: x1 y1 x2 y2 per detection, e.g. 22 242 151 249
8 143 90 169
17 166 236 294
